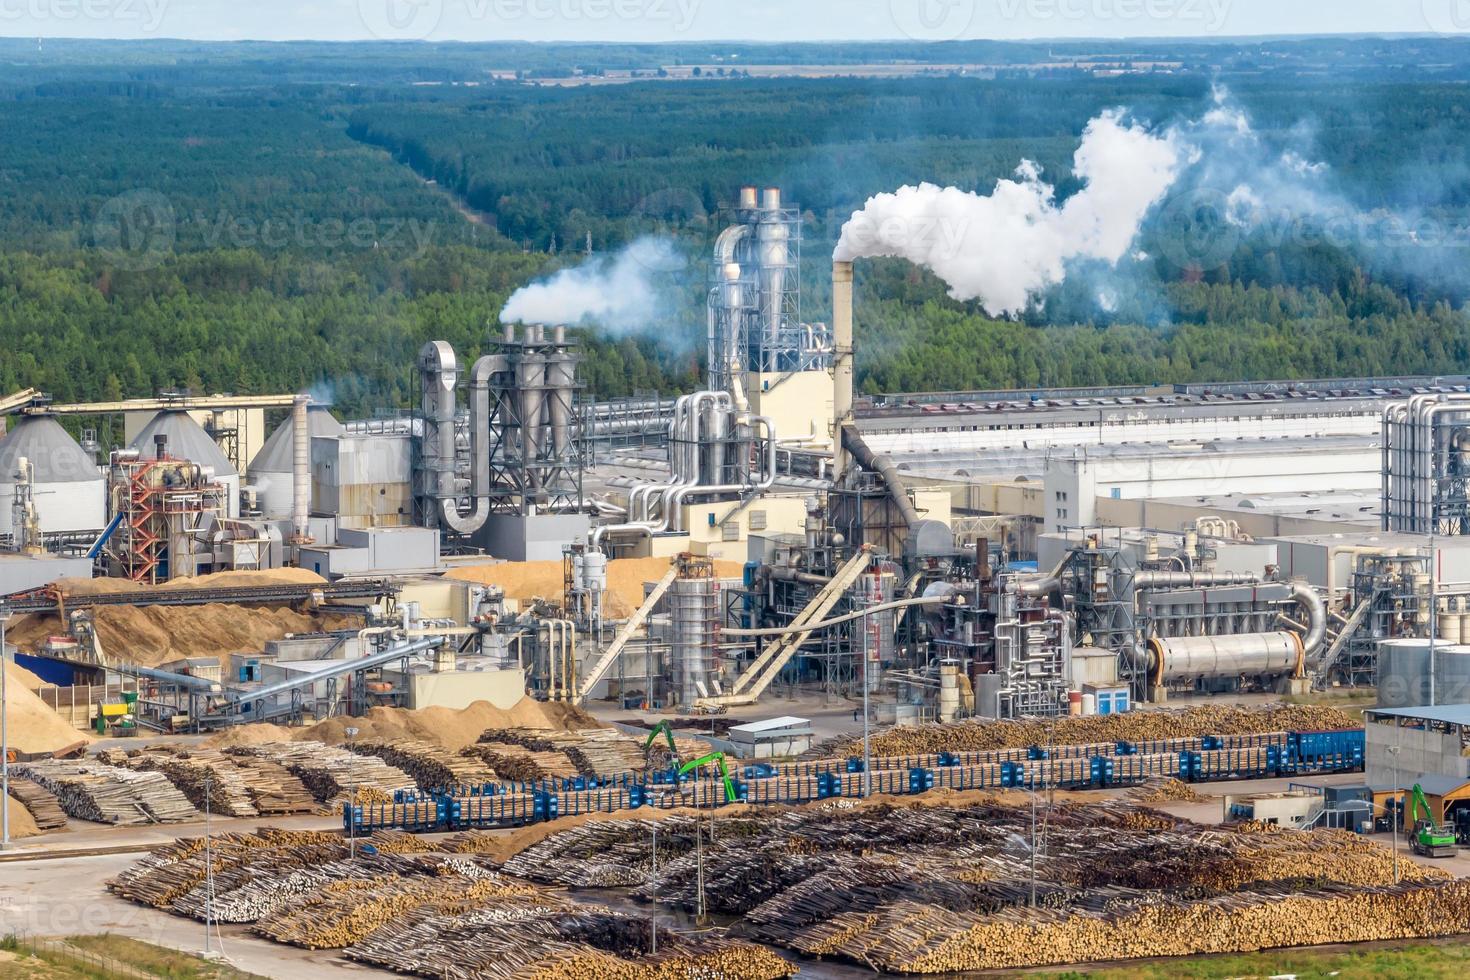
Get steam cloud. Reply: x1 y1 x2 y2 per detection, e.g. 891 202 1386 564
835 111 1189 316
500 237 682 331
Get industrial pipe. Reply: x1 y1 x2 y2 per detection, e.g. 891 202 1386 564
228 636 445 706
718 595 950 637
841 426 921 528
1289 581 1328 659
1133 570 1262 589
832 260 855 477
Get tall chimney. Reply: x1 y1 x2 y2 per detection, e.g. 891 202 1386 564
832 260 855 478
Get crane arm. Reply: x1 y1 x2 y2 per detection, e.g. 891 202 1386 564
678 752 738 804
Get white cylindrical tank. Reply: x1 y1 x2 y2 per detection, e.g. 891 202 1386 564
1441 614 1463 645
1081 693 1097 716
248 405 345 519
1148 632 1303 684
0 415 106 536
1376 638 1432 708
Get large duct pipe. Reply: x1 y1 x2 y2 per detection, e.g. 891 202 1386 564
842 426 921 528
832 260 855 477
1148 631 1305 686
420 340 501 535
290 395 313 545
1289 580 1328 659
1133 570 1262 589
548 325 576 459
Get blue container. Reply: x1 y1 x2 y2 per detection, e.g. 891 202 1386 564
908 768 935 794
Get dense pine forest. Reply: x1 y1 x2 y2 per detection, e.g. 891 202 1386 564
3 38 1470 418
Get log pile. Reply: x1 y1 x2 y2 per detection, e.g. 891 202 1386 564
223 741 414 803
217 755 317 814
460 742 578 782
344 739 498 791
14 761 198 825
476 728 657 779
810 703 1359 758
1130 777 1205 804
126 750 259 818
8 777 67 830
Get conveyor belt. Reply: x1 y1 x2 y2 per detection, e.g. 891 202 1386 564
1 579 397 614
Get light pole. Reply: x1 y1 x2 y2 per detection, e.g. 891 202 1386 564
345 726 359 859
649 823 658 956
1429 534 1437 706
861 594 871 799
1388 743 1401 884
1 604 11 850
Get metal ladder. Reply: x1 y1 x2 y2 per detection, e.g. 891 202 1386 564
573 566 680 705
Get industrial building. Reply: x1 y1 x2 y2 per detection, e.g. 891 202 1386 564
1 186 1468 732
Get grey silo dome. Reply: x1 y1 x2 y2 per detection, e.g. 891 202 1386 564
250 405 345 474
130 411 238 477
0 415 103 486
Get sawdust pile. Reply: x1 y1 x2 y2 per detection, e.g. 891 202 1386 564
209 699 602 752
3 796 40 839
445 556 744 618
52 568 328 596
6 604 351 669
2 662 91 755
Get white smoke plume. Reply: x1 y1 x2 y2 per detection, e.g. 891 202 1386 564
500 237 682 330
835 111 1189 316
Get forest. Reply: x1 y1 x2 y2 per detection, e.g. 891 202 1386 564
2 40 1470 419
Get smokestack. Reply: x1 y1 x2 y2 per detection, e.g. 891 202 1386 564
291 395 314 546
739 186 758 210
832 260 855 477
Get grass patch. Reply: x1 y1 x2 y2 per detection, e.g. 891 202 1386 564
1051 940 1470 978
0 935 269 980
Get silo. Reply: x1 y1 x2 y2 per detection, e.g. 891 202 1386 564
130 411 240 517
248 406 344 519
1435 644 1470 705
0 415 106 537
1376 638 1432 709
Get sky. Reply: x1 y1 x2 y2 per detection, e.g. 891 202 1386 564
0 0 1464 44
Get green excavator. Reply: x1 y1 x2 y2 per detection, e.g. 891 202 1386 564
1408 783 1458 859
677 752 740 805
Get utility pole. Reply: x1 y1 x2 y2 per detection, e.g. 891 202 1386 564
1 605 11 850
346 726 359 859
1429 534 1437 706
203 774 214 957
649 823 658 956
862 594 871 799
1389 743 1401 884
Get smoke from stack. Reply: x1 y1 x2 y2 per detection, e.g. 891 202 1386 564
835 111 1188 317
500 236 683 332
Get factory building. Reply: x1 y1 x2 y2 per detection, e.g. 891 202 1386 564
0 414 107 540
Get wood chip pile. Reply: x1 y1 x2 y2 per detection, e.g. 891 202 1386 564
810 703 1360 758
14 760 198 825
344 739 499 791
222 741 415 804
7 777 67 830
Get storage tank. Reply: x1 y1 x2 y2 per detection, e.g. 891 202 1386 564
130 411 240 517
248 405 344 519
1435 643 1470 705
1375 638 1432 708
0 415 106 536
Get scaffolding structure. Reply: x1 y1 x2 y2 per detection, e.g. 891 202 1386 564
669 555 720 707
107 450 225 584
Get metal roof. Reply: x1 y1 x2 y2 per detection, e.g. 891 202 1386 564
1366 704 1470 726
1370 774 1469 797
131 411 237 477
250 406 345 474
0 415 103 485
729 716 812 735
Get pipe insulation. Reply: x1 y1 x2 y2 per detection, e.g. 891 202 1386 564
1148 631 1305 685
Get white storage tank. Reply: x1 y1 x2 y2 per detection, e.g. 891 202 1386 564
130 411 240 517
248 405 344 519
0 415 106 537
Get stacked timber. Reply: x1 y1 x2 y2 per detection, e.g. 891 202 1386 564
344 739 498 791
128 750 259 818
14 761 198 825
810 703 1358 758
8 777 67 830
223 742 414 803
462 741 579 782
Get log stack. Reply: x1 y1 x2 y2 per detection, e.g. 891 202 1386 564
14 761 198 825
8 777 67 830
345 739 498 791
223 742 414 804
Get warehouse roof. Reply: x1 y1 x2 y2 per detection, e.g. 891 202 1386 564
729 716 813 737
1366 704 1470 727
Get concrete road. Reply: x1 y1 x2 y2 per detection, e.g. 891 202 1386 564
0 852 396 979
